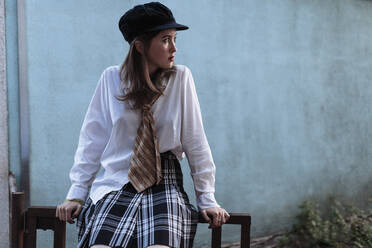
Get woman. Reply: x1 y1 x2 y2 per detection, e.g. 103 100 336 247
56 2 229 248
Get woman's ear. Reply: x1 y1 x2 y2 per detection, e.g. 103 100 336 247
135 40 144 55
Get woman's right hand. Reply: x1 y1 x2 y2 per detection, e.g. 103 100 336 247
56 200 83 224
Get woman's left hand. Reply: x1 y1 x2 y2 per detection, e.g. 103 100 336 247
200 206 230 229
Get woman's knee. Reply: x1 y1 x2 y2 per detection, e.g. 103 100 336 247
90 244 170 248
146 245 171 248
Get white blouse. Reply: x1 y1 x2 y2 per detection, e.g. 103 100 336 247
66 64 220 211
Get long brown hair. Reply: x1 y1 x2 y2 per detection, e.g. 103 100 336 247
116 30 176 110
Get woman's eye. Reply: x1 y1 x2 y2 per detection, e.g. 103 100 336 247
162 38 176 43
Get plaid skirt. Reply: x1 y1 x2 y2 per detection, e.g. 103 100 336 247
76 151 199 248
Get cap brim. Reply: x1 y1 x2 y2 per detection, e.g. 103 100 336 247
146 22 189 33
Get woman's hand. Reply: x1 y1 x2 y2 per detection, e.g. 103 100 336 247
200 206 230 229
56 200 83 224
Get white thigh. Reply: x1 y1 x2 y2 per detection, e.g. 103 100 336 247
146 245 171 248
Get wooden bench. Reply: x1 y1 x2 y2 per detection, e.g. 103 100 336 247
198 213 251 248
10 192 66 248
10 192 251 248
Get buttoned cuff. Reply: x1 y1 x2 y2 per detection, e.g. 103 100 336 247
196 192 221 211
66 184 88 202
64 198 84 205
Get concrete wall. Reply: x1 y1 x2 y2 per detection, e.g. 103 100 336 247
6 0 372 247
5 0 20 198
0 0 9 246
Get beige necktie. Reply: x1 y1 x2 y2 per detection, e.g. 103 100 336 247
128 93 163 193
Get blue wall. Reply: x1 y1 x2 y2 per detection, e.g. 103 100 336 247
7 0 372 247
5 0 21 193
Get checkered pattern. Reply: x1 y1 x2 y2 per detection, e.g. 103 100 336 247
76 151 199 248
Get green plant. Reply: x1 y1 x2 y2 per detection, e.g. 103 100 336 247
276 198 372 248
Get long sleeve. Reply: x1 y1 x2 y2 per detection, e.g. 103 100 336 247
180 67 221 211
66 69 113 201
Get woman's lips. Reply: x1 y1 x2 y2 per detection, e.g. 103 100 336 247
169 56 174 61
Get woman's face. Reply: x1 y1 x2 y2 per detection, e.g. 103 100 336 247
146 29 177 74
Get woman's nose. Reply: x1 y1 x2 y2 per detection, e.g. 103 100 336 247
170 41 177 53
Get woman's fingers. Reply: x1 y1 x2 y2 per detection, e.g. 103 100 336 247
212 213 220 228
59 205 66 221
56 201 82 224
201 210 211 223
223 210 230 223
72 204 82 218
200 207 230 228
213 208 229 228
55 206 60 219
221 213 226 224
65 207 74 224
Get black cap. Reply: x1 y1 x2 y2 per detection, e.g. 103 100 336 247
119 2 189 44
